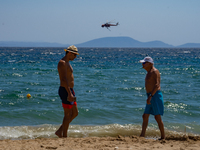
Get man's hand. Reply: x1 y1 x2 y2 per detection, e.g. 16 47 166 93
68 94 75 102
147 97 151 104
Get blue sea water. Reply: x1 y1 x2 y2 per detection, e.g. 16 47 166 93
0 47 200 140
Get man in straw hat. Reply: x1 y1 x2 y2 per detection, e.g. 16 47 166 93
55 45 79 138
139 56 165 140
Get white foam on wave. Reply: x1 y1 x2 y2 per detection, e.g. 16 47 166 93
0 124 197 140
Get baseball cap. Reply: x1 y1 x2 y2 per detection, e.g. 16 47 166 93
139 56 154 64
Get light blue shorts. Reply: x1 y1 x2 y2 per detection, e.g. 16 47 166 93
144 90 164 116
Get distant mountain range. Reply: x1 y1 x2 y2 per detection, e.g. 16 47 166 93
1 36 200 48
76 37 174 48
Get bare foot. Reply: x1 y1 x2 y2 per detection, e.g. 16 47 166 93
158 138 165 140
140 134 145 137
55 131 62 138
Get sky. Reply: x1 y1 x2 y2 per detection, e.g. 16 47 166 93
0 0 200 46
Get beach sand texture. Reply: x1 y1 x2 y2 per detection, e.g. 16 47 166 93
1 135 200 150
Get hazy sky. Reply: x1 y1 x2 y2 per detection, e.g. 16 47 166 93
1 0 200 46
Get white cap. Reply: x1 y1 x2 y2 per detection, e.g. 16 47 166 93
139 56 154 64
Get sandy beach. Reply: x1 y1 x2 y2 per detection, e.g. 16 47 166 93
1 135 200 150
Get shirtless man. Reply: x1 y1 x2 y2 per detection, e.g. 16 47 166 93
55 45 79 138
139 56 165 140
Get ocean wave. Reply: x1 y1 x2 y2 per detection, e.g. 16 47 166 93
0 124 198 140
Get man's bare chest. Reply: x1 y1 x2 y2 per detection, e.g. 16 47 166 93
145 73 153 82
66 63 73 73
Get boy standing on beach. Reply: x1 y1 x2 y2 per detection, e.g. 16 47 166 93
139 56 165 140
55 45 79 138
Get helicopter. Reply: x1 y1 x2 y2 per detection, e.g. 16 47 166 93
101 21 119 31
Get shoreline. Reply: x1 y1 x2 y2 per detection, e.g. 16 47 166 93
1 135 200 150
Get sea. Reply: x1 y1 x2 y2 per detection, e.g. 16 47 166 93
0 47 200 140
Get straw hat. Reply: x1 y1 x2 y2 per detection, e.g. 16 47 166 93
64 45 79 55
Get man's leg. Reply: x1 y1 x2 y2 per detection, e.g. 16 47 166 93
55 125 63 138
140 114 150 137
70 105 78 122
154 115 165 139
62 107 73 137
55 107 72 138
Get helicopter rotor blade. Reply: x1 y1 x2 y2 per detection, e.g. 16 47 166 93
107 19 116 24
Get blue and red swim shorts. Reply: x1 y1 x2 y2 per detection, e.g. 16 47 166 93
58 86 77 109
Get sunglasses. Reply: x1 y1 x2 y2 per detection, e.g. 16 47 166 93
142 62 146 64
